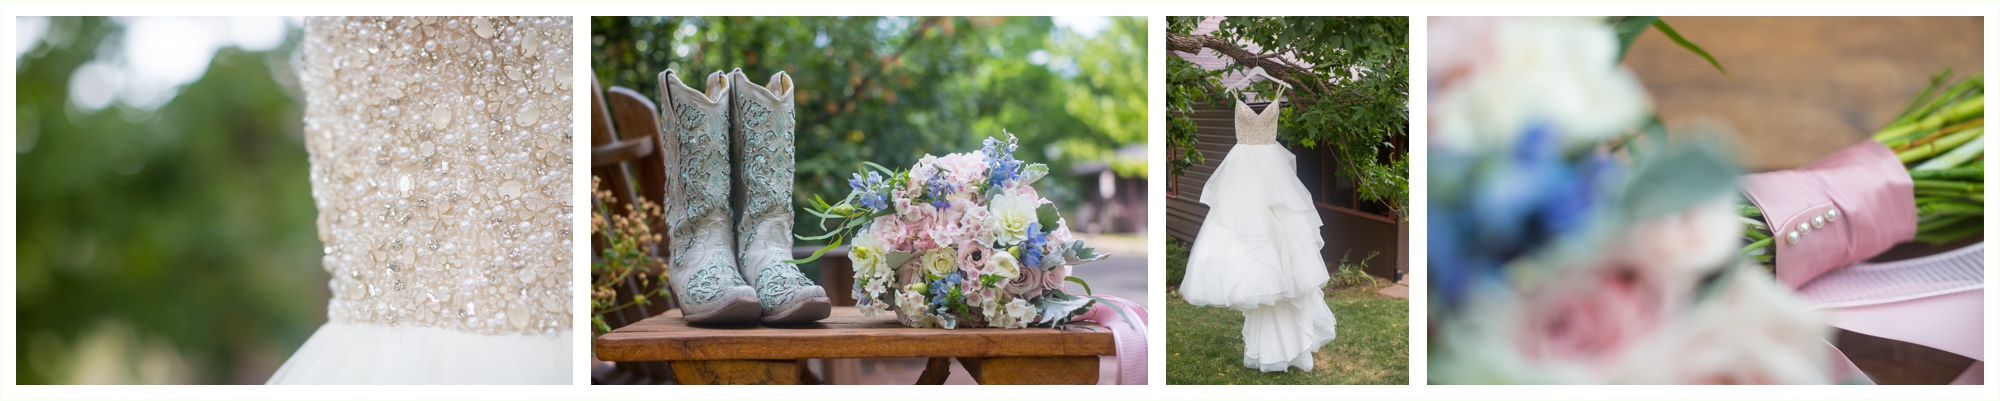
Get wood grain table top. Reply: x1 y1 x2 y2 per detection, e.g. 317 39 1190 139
594 308 1118 362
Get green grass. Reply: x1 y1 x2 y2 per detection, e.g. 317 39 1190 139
1166 284 1410 385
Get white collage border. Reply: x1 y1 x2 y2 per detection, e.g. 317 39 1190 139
0 1 1992 399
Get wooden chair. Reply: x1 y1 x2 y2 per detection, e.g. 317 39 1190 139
589 74 677 385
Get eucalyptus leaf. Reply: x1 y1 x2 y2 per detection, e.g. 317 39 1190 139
1019 163 1049 185
1035 203 1062 234
882 250 917 273
1618 140 1741 221
1035 290 1093 325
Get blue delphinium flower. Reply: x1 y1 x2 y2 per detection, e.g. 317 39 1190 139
928 271 963 312
924 166 955 209
1430 123 1616 309
1020 222 1047 268
983 135 1023 187
849 171 887 211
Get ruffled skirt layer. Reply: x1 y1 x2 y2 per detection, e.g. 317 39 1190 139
1179 144 1338 372
266 323 572 384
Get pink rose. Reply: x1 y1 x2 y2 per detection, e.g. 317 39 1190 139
1516 266 1659 363
1041 264 1070 293
1047 222 1074 245
1006 183 1041 204
1004 266 1047 299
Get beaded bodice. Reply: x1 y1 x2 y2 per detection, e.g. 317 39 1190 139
300 17 574 336
1232 87 1285 145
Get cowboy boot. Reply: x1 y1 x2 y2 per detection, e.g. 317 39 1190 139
728 69 831 323
657 69 761 324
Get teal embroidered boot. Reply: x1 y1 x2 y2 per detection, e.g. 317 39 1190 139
657 69 761 324
728 69 831 324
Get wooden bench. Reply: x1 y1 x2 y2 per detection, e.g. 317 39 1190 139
593 307 1116 385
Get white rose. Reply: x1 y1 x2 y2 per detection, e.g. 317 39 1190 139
987 251 1022 279
920 247 957 279
985 192 1039 245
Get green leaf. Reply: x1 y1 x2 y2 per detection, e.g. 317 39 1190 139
784 237 844 264
1610 16 1660 62
860 161 896 176
1018 163 1049 185
1065 276 1094 296
1035 203 1062 233
1651 19 1726 76
1618 140 1742 221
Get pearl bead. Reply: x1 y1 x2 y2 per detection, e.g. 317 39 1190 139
1797 222 1811 235
303 17 571 336
1825 208 1839 221
1811 215 1825 228
1787 230 1800 244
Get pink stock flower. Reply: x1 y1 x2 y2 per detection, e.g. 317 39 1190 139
871 216 911 252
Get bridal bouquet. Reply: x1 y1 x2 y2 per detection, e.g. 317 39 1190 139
794 133 1117 329
1427 17 1841 384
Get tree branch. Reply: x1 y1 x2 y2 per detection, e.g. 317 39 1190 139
1166 32 1372 108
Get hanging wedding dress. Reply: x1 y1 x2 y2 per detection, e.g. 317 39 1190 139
268 17 574 384
1178 87 1339 372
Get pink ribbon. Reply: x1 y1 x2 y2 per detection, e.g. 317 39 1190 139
1740 140 1918 289
1747 141 1982 385
1073 295 1148 385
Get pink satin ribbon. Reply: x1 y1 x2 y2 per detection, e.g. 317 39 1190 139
1740 140 1918 289
1073 295 1149 385
1744 141 1983 384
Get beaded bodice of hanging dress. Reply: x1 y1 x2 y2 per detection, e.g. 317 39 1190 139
267 16 574 384
1178 86 1340 373
1233 87 1282 145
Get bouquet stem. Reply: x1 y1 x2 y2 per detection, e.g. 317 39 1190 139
1743 71 1984 265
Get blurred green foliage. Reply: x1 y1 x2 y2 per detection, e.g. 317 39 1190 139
15 17 321 384
591 16 1149 247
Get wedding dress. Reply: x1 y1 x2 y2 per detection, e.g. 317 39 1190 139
1178 87 1339 372
268 17 573 384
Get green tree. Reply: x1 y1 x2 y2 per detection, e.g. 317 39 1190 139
15 17 321 384
1167 17 1409 214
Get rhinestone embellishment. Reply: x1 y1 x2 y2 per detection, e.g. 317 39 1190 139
301 17 574 336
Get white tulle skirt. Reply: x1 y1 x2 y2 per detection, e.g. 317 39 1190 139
266 323 572 384
1179 143 1338 372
